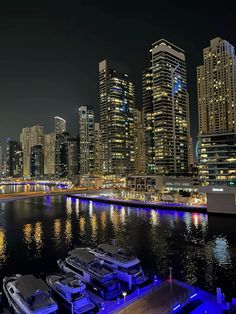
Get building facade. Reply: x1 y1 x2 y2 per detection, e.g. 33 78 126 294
0 142 3 178
30 145 44 178
44 133 56 177
94 122 102 175
78 106 95 175
55 116 66 135
6 140 23 178
20 126 44 177
99 59 135 176
68 137 79 180
134 109 145 174
55 132 70 178
197 38 236 184
143 39 190 175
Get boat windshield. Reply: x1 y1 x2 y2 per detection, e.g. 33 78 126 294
93 278 117 292
119 264 141 274
27 292 52 310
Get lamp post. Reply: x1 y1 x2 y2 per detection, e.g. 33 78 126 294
122 291 127 313
169 267 173 294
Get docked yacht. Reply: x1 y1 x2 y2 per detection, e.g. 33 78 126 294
46 272 96 313
3 274 58 314
57 248 121 300
89 244 148 290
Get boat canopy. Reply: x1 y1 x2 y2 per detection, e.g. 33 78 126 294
15 275 51 299
69 248 96 265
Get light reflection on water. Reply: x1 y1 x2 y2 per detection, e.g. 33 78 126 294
0 196 235 297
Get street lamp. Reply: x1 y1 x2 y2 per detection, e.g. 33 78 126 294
122 291 127 313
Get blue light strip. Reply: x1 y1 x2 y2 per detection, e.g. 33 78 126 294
173 304 181 311
190 293 198 299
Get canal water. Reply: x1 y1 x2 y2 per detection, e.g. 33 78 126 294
0 184 53 194
0 195 235 298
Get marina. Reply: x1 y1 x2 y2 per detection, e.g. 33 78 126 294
0 195 236 313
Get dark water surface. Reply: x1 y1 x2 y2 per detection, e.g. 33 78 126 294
0 195 236 298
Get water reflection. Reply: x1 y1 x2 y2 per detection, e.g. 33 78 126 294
0 196 235 297
0 228 6 262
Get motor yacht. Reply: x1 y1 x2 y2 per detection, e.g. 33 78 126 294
3 274 58 314
57 248 121 300
89 244 148 290
46 272 96 313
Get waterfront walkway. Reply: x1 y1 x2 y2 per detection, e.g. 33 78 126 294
69 193 207 213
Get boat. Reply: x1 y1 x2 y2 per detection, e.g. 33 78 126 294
46 272 97 313
3 274 58 314
89 244 148 290
57 248 121 300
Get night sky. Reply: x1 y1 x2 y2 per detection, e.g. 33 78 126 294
0 0 235 147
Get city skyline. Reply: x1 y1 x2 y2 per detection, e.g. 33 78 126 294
1 1 236 146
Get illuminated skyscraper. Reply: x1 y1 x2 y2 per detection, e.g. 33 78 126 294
55 132 70 178
68 137 79 179
94 122 102 174
6 140 23 178
55 116 66 135
30 145 44 178
44 133 56 177
143 39 190 174
197 38 236 184
99 59 135 176
20 126 44 177
134 109 145 174
78 106 94 175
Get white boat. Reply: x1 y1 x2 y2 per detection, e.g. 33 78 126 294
57 248 121 300
46 272 97 313
3 274 58 314
89 244 148 290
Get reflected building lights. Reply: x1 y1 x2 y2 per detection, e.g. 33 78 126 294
34 222 43 254
89 201 93 217
80 217 85 235
66 197 72 216
23 223 32 247
75 199 80 217
65 219 72 244
213 236 231 266
91 214 98 239
150 210 160 226
101 211 107 231
53 219 61 246
0 228 6 262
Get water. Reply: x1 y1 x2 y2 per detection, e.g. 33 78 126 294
0 195 235 298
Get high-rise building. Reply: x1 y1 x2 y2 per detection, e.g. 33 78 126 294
44 133 56 177
142 68 155 174
6 140 23 178
197 38 236 184
68 137 79 180
94 122 102 174
20 126 44 177
30 145 44 178
55 132 70 178
78 106 94 175
134 109 145 174
55 116 66 135
143 39 190 175
0 142 3 178
197 37 236 135
99 59 135 176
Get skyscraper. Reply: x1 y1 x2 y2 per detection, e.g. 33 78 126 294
6 140 23 178
78 105 94 175
197 37 236 184
55 116 66 135
44 133 56 177
68 137 79 180
94 122 102 175
30 145 44 178
134 109 145 174
143 39 190 175
55 132 70 178
20 126 44 177
99 59 135 176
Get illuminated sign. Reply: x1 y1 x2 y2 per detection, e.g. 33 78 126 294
212 188 224 192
